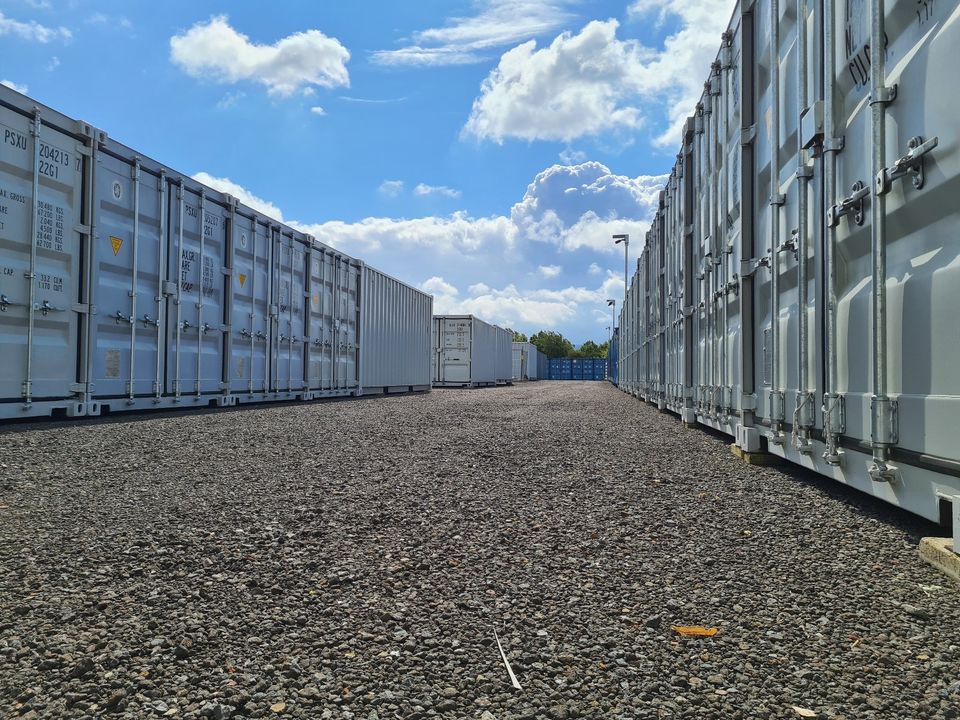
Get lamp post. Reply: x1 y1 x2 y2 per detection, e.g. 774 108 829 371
606 298 616 335
613 234 629 304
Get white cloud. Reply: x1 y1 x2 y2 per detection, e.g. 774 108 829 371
559 148 587 165
463 20 652 143
538 264 562 278
424 274 625 330
170 15 350 97
87 13 133 30
310 106 327 116
378 180 405 198
1 79 29 94
296 213 515 255
587 262 602 275
511 161 666 251
372 0 574 67
626 0 734 145
414 183 461 199
216 91 245 110
192 172 286 221
339 95 407 104
464 3 733 146
421 276 459 297
46 56 59 71
0 11 71 42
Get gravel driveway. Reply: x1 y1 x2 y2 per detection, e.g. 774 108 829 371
1 382 958 719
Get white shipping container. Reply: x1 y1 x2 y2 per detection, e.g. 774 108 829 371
359 265 432 394
0 84 430 419
432 315 513 387
617 0 960 521
512 341 544 380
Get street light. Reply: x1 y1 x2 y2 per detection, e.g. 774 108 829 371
613 234 629 304
606 298 616 340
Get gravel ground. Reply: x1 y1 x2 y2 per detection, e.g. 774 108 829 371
1 382 958 720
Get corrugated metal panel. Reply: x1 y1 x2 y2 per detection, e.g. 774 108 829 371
615 0 960 521
359 265 432 394
0 82 430 418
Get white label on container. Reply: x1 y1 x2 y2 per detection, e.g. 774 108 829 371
112 181 123 201
104 348 121 379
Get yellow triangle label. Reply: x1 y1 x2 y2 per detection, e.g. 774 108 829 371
238 273 247 288
312 293 320 308
110 236 123 256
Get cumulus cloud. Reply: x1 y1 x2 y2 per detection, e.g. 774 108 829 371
463 20 653 143
188 162 650 339
414 183 461 199
170 15 350 97
511 161 666 251
372 0 574 66
216 91 245 110
0 11 71 42
420 272 625 329
537 264 562 278
464 2 733 146
1 79 29 94
192 172 286 221
559 148 587 165
378 180 405 197
296 212 516 255
309 106 327 116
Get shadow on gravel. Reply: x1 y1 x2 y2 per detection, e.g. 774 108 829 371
666 413 942 542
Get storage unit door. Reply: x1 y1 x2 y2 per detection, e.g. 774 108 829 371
334 256 359 390
228 215 270 394
440 318 471 383
0 106 84 406
272 232 307 393
91 156 165 399
166 186 228 396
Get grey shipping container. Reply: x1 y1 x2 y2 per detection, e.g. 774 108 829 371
616 0 960 522
359 265 432 395
0 83 431 419
432 315 513 387
512 341 545 380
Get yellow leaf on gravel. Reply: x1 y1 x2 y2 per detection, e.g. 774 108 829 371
671 625 719 637
792 707 817 718
270 702 286 713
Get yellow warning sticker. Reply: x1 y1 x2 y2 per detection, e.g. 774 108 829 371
312 293 320 308
110 236 123 256
238 273 247 288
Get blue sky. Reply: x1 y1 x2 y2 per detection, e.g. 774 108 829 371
1 0 734 343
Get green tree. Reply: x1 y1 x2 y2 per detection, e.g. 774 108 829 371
512 330 528 342
529 330 575 358
575 340 609 358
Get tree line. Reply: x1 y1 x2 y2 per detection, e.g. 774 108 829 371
508 329 610 359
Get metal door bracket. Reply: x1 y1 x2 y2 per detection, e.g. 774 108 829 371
823 136 844 153
827 181 869 227
869 84 898 106
740 256 771 277
770 193 785 207
876 135 939 194
778 233 799 261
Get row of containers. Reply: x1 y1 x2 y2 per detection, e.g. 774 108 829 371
615 0 959 522
0 84 434 419
548 357 608 381
512 341 548 381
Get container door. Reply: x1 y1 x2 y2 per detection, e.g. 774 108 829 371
334 255 359 390
272 232 306 393
307 248 327 391
91 157 165 400
166 185 228 397
441 317 471 382
0 106 84 405
228 214 270 394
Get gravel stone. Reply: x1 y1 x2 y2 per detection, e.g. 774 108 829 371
0 383 958 719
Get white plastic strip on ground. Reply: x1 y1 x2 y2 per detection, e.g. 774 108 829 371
493 626 522 691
